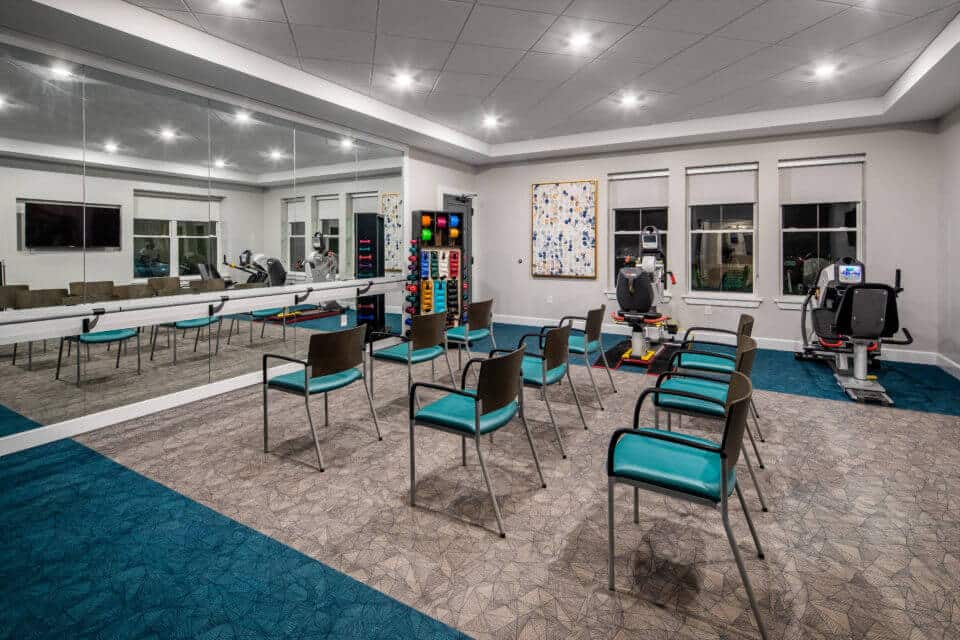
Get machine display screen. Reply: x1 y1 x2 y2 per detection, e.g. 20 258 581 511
641 233 658 248
838 264 863 284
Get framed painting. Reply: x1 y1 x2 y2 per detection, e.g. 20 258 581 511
530 179 598 278
380 192 403 272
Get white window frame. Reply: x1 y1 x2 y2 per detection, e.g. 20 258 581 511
687 202 757 297
780 202 862 299
174 220 219 279
132 218 172 279
609 207 669 291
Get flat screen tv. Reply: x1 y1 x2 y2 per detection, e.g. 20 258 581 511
23 201 121 249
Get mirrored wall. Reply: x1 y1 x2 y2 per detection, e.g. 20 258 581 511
0 41 405 432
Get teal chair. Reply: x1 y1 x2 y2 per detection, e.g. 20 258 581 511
56 328 141 387
446 299 496 372
494 325 586 459
149 316 222 364
369 312 455 404
607 372 768 640
542 306 618 410
409 346 545 537
655 335 768 512
263 324 380 472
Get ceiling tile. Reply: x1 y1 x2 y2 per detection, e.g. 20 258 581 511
861 0 960 18
723 45 818 77
153 9 203 28
643 0 767 35
663 35 766 75
194 14 298 58
292 24 375 62
484 76 557 112
601 27 703 65
424 92 485 120
374 35 454 70
477 0 570 13
444 43 527 75
434 71 502 97
300 58 373 92
575 57 655 87
369 86 429 109
772 51 877 83
283 0 379 31
460 4 557 49
632 62 711 91
378 0 472 41
533 16 634 56
779 6 913 53
563 0 665 25
509 51 591 83
130 0 188 9
186 0 286 21
715 0 846 44
371 66 439 92
841 4 960 59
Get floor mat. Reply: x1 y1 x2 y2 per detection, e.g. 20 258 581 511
0 406 468 640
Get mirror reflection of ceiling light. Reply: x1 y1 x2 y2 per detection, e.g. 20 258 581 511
269 149 285 161
214 158 226 168
814 63 837 79
104 141 119 153
235 111 252 123
394 72 414 89
482 114 499 128
159 128 176 141
51 64 72 79
569 32 591 51
0 96 6 109
340 138 354 150
620 93 639 107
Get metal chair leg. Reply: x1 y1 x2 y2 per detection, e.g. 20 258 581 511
28 341 33 370
136 332 141 375
76 336 81 388
323 392 329 427
584 350 604 410
360 375 382 441
304 393 325 472
150 326 158 361
746 421 765 469
750 407 766 442
541 385 567 458
519 408 546 488
566 368 588 429
736 483 765 558
633 487 639 523
172 326 178 364
721 495 769 640
601 346 618 393
55 338 65 380
262 384 269 452
461 436 467 466
227 318 235 345
443 350 456 384
193 326 202 352
12 342 17 365
115 340 122 368
607 478 616 591
475 437 506 538
740 447 769 512
409 418 417 505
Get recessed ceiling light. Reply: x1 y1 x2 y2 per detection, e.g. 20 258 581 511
569 32 591 50
214 158 226 168
269 149 285 161
814 63 837 79
620 93 639 107
51 64 72 79
0 96 6 109
235 111 251 123
159 128 176 141
340 138 354 150
394 72 414 89
104 141 119 153
482 114 499 128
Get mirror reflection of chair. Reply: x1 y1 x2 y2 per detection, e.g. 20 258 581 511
369 311 455 404
148 276 181 297
543 306 618 410
56 328 141 388
446 299 496 372
148 281 226 364
112 284 154 300
64 281 114 305
409 346 545 537
12 289 67 369
225 282 267 345
606 372 768 640
262 325 380 472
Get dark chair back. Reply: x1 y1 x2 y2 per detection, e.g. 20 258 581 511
113 284 154 300
308 325 365 377
0 285 28 310
583 305 605 343
15 289 67 309
542 324 571 372
737 314 754 338
467 299 493 331
720 372 753 466
734 336 758 377
410 312 446 350
148 276 181 296
69 281 114 302
190 279 226 293
477 346 524 415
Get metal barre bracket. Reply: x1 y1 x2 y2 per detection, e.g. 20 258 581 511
209 296 229 316
294 288 313 305
357 281 373 295
82 308 106 333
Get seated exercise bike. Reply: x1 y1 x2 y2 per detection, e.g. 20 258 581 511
795 257 913 405
222 249 289 287
611 226 677 365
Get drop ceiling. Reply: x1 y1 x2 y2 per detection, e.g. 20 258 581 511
123 0 960 142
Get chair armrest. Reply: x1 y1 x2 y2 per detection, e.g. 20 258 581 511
516 332 546 350
681 326 738 342
632 387 726 427
670 348 736 368
656 370 732 386
606 428 722 475
262 354 308 383
460 357 488 389
410 381 475 418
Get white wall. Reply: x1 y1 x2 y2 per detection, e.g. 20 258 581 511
0 163 263 290
474 125 943 356
939 108 960 366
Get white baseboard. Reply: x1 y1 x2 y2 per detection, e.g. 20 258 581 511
385 305 402 314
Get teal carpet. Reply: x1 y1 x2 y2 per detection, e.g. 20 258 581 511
0 406 468 640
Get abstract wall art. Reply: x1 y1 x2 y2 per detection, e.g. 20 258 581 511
530 179 598 278
380 192 403 272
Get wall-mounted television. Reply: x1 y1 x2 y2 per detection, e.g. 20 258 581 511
23 201 121 249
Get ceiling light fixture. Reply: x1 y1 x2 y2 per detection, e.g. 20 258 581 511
620 93 639 107
394 72 414 89
569 32 591 50
104 141 119 153
214 158 226 168
269 149 285 161
340 138 354 150
51 64 72 79
235 111 252 123
0 96 6 109
814 63 837 79
159 128 176 141
482 114 499 128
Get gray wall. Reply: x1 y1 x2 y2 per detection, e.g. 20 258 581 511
940 108 960 366
473 125 943 357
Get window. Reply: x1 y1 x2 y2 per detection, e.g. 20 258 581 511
689 204 754 293
612 208 667 283
133 219 171 278
177 221 217 277
781 203 858 295
289 221 306 269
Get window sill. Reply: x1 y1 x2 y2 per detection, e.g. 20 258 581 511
681 294 762 309
604 290 672 303
774 297 806 311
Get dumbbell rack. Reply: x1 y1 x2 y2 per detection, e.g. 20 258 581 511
406 210 469 331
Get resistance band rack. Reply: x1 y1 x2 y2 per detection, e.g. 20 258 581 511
406 210 469 329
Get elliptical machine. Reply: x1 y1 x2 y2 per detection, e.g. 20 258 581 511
223 250 288 287
795 257 913 405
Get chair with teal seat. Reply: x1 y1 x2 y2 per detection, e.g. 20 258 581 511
263 324 380 472
149 315 223 364
493 325 587 459
606 372 769 640
655 335 768 512
446 299 496 372
369 312 455 404
542 305 617 410
409 346 545 537
56 327 141 387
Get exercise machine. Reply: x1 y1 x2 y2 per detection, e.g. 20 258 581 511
796 257 913 405
612 226 677 364
223 250 288 287
305 231 339 282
